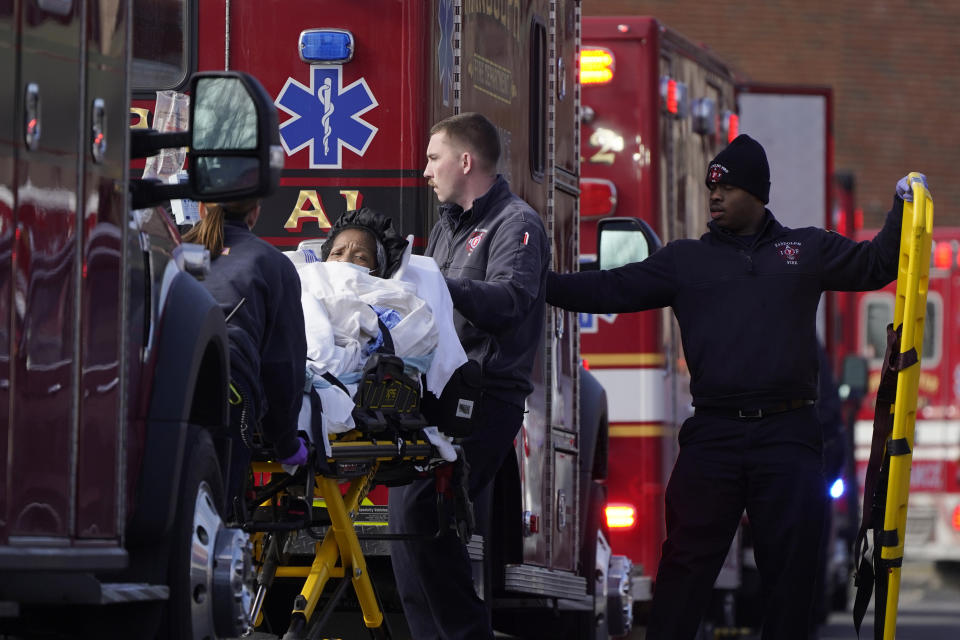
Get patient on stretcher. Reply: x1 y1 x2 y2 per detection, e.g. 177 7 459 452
287 208 467 464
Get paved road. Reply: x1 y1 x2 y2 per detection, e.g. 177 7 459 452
252 560 960 640
818 561 960 640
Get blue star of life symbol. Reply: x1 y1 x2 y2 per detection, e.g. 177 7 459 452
275 66 378 169
437 0 454 107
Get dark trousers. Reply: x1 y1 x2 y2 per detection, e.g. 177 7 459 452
647 406 827 640
388 395 524 640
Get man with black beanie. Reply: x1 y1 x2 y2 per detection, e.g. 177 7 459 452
546 134 927 639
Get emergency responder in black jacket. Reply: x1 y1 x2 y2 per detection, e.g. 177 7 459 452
388 112 550 640
183 199 308 502
546 134 924 640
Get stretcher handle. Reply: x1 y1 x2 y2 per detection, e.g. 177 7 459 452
906 171 932 235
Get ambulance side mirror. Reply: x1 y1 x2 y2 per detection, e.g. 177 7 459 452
838 354 868 401
189 73 283 200
130 71 283 209
597 217 662 270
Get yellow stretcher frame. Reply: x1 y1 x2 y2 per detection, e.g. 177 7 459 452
247 433 439 639
878 173 933 639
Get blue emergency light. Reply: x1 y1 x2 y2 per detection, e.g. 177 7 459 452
299 29 354 64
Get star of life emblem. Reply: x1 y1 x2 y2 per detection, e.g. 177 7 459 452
275 66 379 169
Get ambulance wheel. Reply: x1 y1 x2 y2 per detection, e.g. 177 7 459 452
164 426 254 640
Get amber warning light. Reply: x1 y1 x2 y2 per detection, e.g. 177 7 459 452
605 504 637 529
581 48 614 84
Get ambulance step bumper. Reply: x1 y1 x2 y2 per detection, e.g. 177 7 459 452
502 564 587 599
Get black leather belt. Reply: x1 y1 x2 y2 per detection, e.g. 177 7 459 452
695 399 815 419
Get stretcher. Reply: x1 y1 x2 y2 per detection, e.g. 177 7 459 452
236 357 470 640
853 173 933 639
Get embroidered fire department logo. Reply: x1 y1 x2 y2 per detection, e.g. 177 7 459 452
465 229 487 254
775 241 802 265
708 163 728 184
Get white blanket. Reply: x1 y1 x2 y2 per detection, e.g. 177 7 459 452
291 247 467 459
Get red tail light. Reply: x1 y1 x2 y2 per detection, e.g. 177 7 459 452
725 112 739 143
933 241 952 270
834 208 848 236
952 504 960 532
605 504 637 529
580 178 617 218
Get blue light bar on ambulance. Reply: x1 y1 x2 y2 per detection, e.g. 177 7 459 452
299 29 354 63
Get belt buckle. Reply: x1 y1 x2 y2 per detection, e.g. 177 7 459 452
738 408 763 419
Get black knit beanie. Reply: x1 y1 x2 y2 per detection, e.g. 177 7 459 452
705 134 770 204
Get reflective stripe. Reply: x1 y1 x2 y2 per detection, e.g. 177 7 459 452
854 419 960 461
582 352 666 366
609 424 669 438
590 368 665 422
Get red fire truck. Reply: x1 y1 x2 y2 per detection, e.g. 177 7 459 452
577 15 741 616
130 1 632 638
1 1 284 638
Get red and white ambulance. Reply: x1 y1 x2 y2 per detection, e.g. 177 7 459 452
132 1 633 637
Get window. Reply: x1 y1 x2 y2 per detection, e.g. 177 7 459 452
860 292 941 367
132 0 188 91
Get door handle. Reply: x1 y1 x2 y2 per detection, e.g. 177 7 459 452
24 83 40 151
91 98 106 163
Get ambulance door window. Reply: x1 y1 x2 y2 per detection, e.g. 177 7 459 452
132 0 187 90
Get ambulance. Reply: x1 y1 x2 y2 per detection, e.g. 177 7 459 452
131 1 633 637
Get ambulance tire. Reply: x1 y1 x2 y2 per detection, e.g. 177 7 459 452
163 425 227 640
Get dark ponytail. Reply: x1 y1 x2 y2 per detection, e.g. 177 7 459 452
181 198 259 258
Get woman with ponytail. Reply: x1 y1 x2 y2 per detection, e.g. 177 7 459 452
185 198 308 502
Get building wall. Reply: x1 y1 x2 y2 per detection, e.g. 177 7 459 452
585 0 959 227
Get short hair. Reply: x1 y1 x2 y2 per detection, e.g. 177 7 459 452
430 112 500 172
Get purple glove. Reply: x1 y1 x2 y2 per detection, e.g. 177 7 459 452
896 173 928 203
278 437 308 466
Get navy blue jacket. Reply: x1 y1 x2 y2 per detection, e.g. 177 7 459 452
547 199 903 409
426 176 550 407
200 219 306 458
